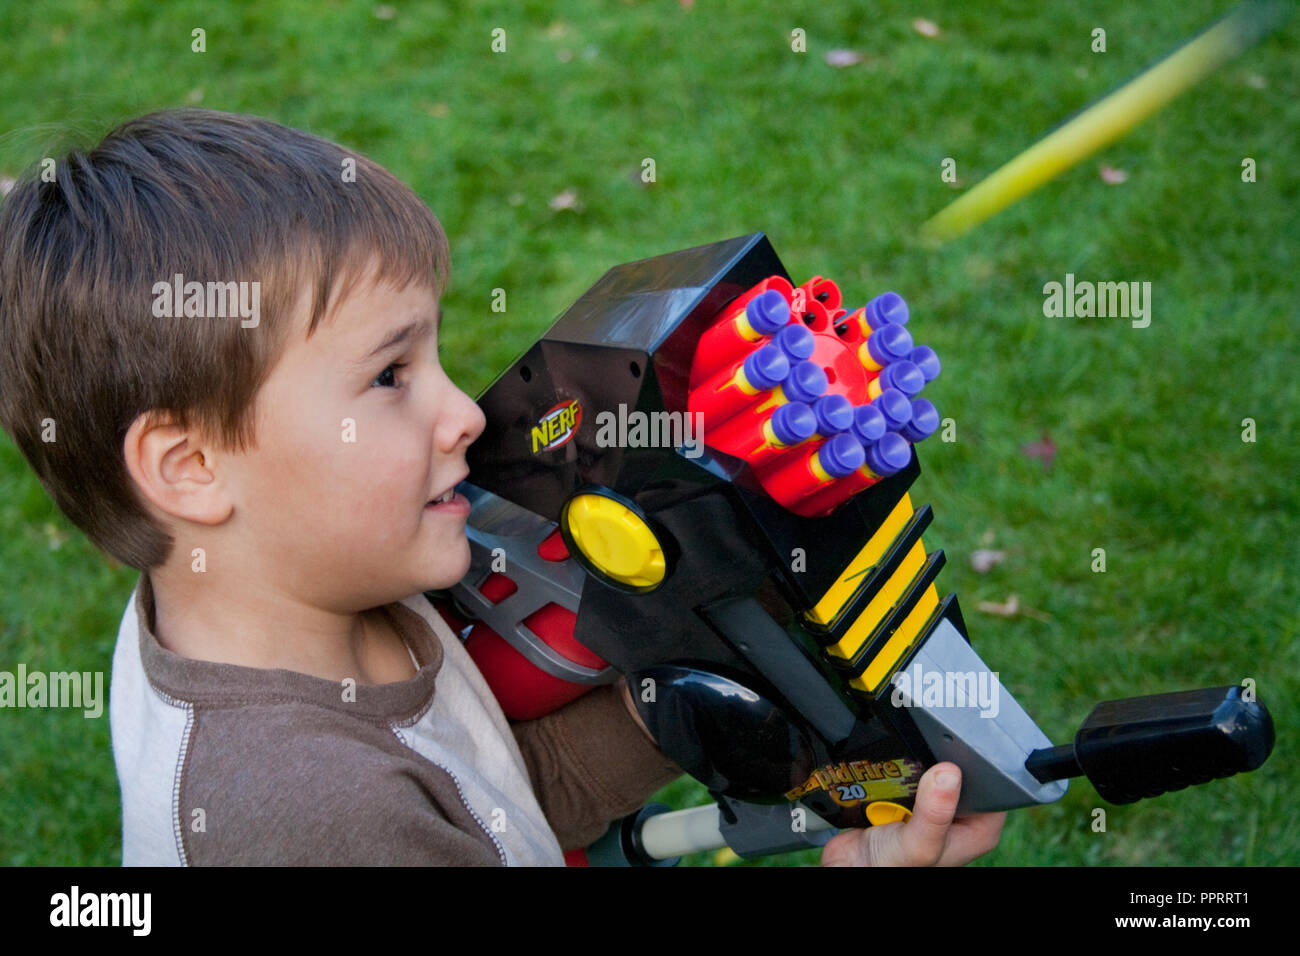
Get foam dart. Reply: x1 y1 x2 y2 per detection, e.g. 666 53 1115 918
920 1 1291 243
845 291 911 336
858 322 914 372
694 290 791 380
801 431 915 515
908 345 941 384
808 393 853 439
867 359 925 400
772 323 815 363
761 432 865 506
725 274 795 317
753 360 829 416
690 344 789 427
848 402 888 445
794 276 842 314
872 388 913 431
738 402 819 471
705 394 815 456
900 398 941 443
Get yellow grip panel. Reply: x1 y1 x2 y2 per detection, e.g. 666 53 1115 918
808 493 914 627
827 541 927 661
850 583 940 694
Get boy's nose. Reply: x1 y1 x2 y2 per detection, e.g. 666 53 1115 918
438 385 486 452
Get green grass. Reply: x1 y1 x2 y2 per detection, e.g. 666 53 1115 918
1 0 1295 866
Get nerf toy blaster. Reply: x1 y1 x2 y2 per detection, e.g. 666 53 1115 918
432 233 1273 864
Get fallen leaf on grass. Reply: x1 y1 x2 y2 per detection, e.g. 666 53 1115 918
548 188 581 211
1021 431 1056 472
976 593 1052 622
824 49 864 67
970 549 1007 573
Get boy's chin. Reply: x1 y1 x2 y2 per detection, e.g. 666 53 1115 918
420 546 473 593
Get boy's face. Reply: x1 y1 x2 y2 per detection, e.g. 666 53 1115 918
219 262 485 611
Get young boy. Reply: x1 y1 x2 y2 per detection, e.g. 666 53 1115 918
0 108 1002 866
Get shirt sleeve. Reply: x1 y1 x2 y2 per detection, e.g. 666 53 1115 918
509 681 683 851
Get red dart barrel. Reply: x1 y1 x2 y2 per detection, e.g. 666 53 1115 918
689 344 790 427
759 431 865 508
692 289 792 382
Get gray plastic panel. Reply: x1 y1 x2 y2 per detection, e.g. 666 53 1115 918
890 618 1068 812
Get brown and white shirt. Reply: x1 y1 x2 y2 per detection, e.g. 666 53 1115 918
109 575 681 865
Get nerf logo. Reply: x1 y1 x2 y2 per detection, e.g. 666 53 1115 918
531 399 583 453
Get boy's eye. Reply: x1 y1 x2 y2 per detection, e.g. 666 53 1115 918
371 362 406 389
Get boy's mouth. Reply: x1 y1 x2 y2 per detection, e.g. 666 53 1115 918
426 472 470 511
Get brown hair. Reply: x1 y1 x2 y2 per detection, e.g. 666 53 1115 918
0 108 450 569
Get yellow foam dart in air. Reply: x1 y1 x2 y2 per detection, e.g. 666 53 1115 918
919 1 1289 243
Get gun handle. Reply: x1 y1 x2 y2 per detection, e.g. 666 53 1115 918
1026 685 1273 804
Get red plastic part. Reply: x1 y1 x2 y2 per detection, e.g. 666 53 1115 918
522 603 607 670
688 353 774 428
564 848 590 866
797 464 883 516
703 407 790 469
480 572 518 604
756 440 836 506
462 596 607 721
693 277 795 381
465 623 594 720
536 528 570 562
794 275 842 313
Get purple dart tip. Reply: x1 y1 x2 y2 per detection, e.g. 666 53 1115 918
880 359 925 397
850 403 887 444
865 291 910 329
872 388 912 430
811 394 853 435
771 402 817 445
867 323 915 366
743 344 790 390
773 323 815 362
867 432 912 476
783 360 829 404
747 290 791 335
909 346 941 383
821 432 866 478
901 398 940 443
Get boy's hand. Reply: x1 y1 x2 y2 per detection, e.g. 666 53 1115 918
820 762 1005 866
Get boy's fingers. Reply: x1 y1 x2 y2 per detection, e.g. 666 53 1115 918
895 762 962 865
936 811 1007 867
820 762 1002 867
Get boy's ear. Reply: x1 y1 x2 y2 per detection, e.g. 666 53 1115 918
122 413 233 526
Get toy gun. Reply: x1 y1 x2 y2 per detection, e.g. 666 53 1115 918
433 233 1273 864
